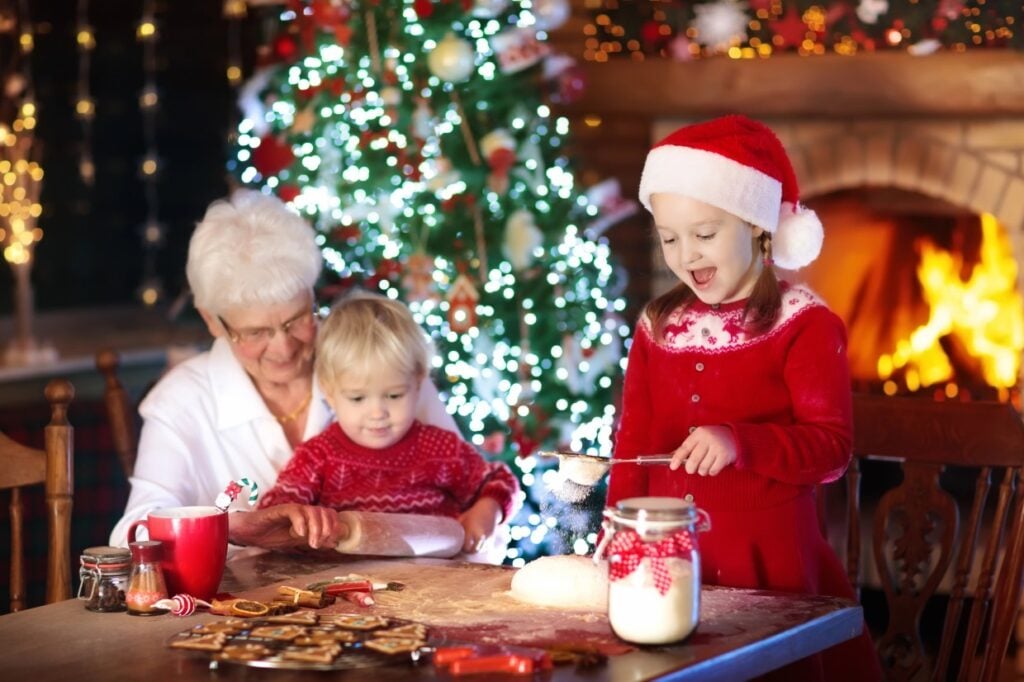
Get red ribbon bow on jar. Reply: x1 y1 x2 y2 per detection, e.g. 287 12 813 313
607 529 694 595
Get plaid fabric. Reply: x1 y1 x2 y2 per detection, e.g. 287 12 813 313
0 400 130 613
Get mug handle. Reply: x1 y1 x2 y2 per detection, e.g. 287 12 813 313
127 518 148 543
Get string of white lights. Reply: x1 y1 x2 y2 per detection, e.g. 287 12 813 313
136 0 162 306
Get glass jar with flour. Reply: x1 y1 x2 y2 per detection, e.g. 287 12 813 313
597 496 710 645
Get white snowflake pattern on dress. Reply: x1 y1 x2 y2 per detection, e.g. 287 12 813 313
639 285 825 354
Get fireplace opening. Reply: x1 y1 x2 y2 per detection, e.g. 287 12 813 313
800 188 1023 405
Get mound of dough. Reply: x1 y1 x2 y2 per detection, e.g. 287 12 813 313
509 555 608 611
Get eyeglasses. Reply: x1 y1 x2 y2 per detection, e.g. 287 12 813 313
218 307 320 350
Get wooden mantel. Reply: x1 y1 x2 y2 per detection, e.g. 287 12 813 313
561 51 1024 118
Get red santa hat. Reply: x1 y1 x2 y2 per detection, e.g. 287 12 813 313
638 115 823 270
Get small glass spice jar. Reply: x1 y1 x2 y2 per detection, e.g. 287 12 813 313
597 496 710 645
78 546 131 612
126 540 169 616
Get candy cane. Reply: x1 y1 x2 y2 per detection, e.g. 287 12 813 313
214 477 260 511
152 593 212 617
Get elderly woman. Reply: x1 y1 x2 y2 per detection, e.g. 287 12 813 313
109 190 459 550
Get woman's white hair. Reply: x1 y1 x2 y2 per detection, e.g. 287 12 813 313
187 190 322 314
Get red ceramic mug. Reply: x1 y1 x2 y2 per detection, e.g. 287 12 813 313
127 506 228 601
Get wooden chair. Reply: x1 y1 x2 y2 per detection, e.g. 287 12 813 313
95 348 137 477
0 379 74 612
843 393 1024 682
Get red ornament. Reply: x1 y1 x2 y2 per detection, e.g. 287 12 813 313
251 134 295 177
446 274 479 334
273 34 298 61
554 63 586 104
330 225 362 242
770 8 808 49
277 185 301 202
414 0 434 18
640 20 663 47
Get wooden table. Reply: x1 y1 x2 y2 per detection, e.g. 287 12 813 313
0 552 863 681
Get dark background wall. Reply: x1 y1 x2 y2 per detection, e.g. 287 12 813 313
0 0 264 314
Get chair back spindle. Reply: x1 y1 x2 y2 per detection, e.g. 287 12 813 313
846 394 1024 682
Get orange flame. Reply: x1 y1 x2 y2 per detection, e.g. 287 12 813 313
878 213 1024 394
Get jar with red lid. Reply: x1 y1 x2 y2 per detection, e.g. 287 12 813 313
597 496 711 645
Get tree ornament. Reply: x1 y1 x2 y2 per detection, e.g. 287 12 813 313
490 28 550 74
403 251 438 302
585 178 639 237
472 0 509 18
690 0 750 53
559 333 623 396
414 0 434 19
425 156 462 192
412 97 435 140
291 107 316 135
855 0 888 25
503 209 543 271
251 133 295 177
668 33 695 62
447 273 479 333
770 8 807 49
532 0 571 31
427 33 476 83
272 33 298 61
480 129 517 194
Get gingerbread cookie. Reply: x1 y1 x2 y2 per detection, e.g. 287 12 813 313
320 614 389 630
169 633 227 651
217 643 272 661
363 637 424 655
192 619 247 634
294 629 359 646
248 624 306 641
375 623 428 640
281 644 342 664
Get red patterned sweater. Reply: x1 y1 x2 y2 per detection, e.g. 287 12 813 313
260 421 519 522
608 283 852 513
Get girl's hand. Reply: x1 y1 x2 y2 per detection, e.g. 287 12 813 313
669 425 737 476
458 497 502 553
229 504 346 550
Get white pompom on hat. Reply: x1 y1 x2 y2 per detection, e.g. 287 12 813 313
638 114 823 270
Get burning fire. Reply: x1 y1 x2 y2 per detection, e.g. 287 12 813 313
877 213 1024 396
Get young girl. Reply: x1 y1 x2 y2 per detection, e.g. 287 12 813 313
260 291 519 559
607 115 881 681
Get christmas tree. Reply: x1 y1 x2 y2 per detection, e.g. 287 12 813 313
230 0 632 564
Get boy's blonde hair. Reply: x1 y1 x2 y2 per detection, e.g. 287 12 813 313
315 291 431 391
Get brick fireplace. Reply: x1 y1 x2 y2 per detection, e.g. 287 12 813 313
561 49 1024 394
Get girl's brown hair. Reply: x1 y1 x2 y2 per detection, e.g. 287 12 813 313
648 231 781 341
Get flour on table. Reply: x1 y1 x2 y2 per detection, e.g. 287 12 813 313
508 555 608 610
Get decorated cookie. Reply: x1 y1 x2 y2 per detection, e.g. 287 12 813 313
320 614 389 630
364 637 424 655
170 633 227 651
217 643 272 661
192 619 247 634
294 629 359 646
282 644 342 664
249 625 306 641
375 623 428 640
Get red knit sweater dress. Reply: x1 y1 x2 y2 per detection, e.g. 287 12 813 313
607 284 881 681
260 421 519 523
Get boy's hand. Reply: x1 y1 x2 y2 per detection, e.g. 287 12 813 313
669 425 737 476
229 504 347 551
458 497 502 553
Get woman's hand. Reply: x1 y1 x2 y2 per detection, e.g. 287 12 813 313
669 425 737 476
458 497 502 553
228 504 347 551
